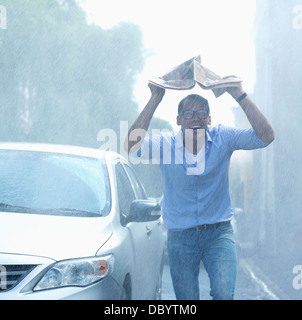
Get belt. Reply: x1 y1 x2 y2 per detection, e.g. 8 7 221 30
187 221 230 231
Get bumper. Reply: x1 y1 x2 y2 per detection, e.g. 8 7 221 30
0 276 121 300
0 253 122 300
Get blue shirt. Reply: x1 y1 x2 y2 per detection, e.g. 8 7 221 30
133 125 269 230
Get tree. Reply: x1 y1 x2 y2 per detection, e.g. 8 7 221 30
0 0 148 147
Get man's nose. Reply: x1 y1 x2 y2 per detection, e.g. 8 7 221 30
192 111 199 120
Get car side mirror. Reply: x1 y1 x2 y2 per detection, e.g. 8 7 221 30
126 200 161 223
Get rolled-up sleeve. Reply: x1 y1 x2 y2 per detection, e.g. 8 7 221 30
223 126 269 151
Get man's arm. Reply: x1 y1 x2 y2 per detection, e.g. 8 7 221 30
124 83 165 153
227 83 275 144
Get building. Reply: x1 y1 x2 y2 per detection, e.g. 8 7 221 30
251 0 302 257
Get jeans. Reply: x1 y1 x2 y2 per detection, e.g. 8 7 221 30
167 222 237 300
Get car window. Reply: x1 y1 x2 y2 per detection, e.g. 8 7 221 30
115 163 135 220
122 164 147 200
0 150 111 217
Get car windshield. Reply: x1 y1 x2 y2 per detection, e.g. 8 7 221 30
0 150 111 217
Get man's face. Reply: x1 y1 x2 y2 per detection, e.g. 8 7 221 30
177 99 211 134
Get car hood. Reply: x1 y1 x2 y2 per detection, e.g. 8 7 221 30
0 211 113 261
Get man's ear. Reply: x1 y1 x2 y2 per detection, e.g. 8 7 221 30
208 116 212 126
177 115 181 126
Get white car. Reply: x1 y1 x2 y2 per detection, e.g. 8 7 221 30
0 143 165 300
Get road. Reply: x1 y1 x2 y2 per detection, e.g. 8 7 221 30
161 258 283 300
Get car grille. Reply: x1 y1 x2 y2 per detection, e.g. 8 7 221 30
0 265 37 291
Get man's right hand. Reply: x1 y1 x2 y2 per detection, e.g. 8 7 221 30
148 82 166 101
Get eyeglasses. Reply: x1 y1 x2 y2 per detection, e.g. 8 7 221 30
180 110 209 120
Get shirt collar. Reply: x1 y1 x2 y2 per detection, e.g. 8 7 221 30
175 128 212 149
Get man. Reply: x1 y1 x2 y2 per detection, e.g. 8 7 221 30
124 81 274 300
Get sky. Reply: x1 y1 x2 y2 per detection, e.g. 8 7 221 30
80 0 257 129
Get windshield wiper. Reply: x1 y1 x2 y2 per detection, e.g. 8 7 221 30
0 203 103 217
44 208 103 217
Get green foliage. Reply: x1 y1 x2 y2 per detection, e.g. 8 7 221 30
0 0 150 146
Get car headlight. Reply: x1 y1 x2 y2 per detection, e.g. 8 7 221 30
34 255 114 291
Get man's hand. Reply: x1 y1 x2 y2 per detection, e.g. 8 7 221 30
148 82 166 102
223 76 245 100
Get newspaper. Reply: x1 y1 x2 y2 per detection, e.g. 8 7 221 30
149 55 242 98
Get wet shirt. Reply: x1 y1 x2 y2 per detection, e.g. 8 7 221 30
131 125 268 230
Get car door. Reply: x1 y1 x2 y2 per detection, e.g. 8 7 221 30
115 162 162 299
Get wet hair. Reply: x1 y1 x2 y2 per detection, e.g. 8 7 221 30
178 94 210 116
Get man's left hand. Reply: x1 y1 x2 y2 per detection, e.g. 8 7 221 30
223 76 245 100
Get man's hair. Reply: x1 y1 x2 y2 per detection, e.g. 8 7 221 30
178 94 210 115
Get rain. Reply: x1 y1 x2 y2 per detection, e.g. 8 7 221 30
0 0 302 301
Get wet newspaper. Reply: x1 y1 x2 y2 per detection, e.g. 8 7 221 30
149 55 242 98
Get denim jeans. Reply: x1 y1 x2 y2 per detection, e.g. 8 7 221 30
167 222 237 300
